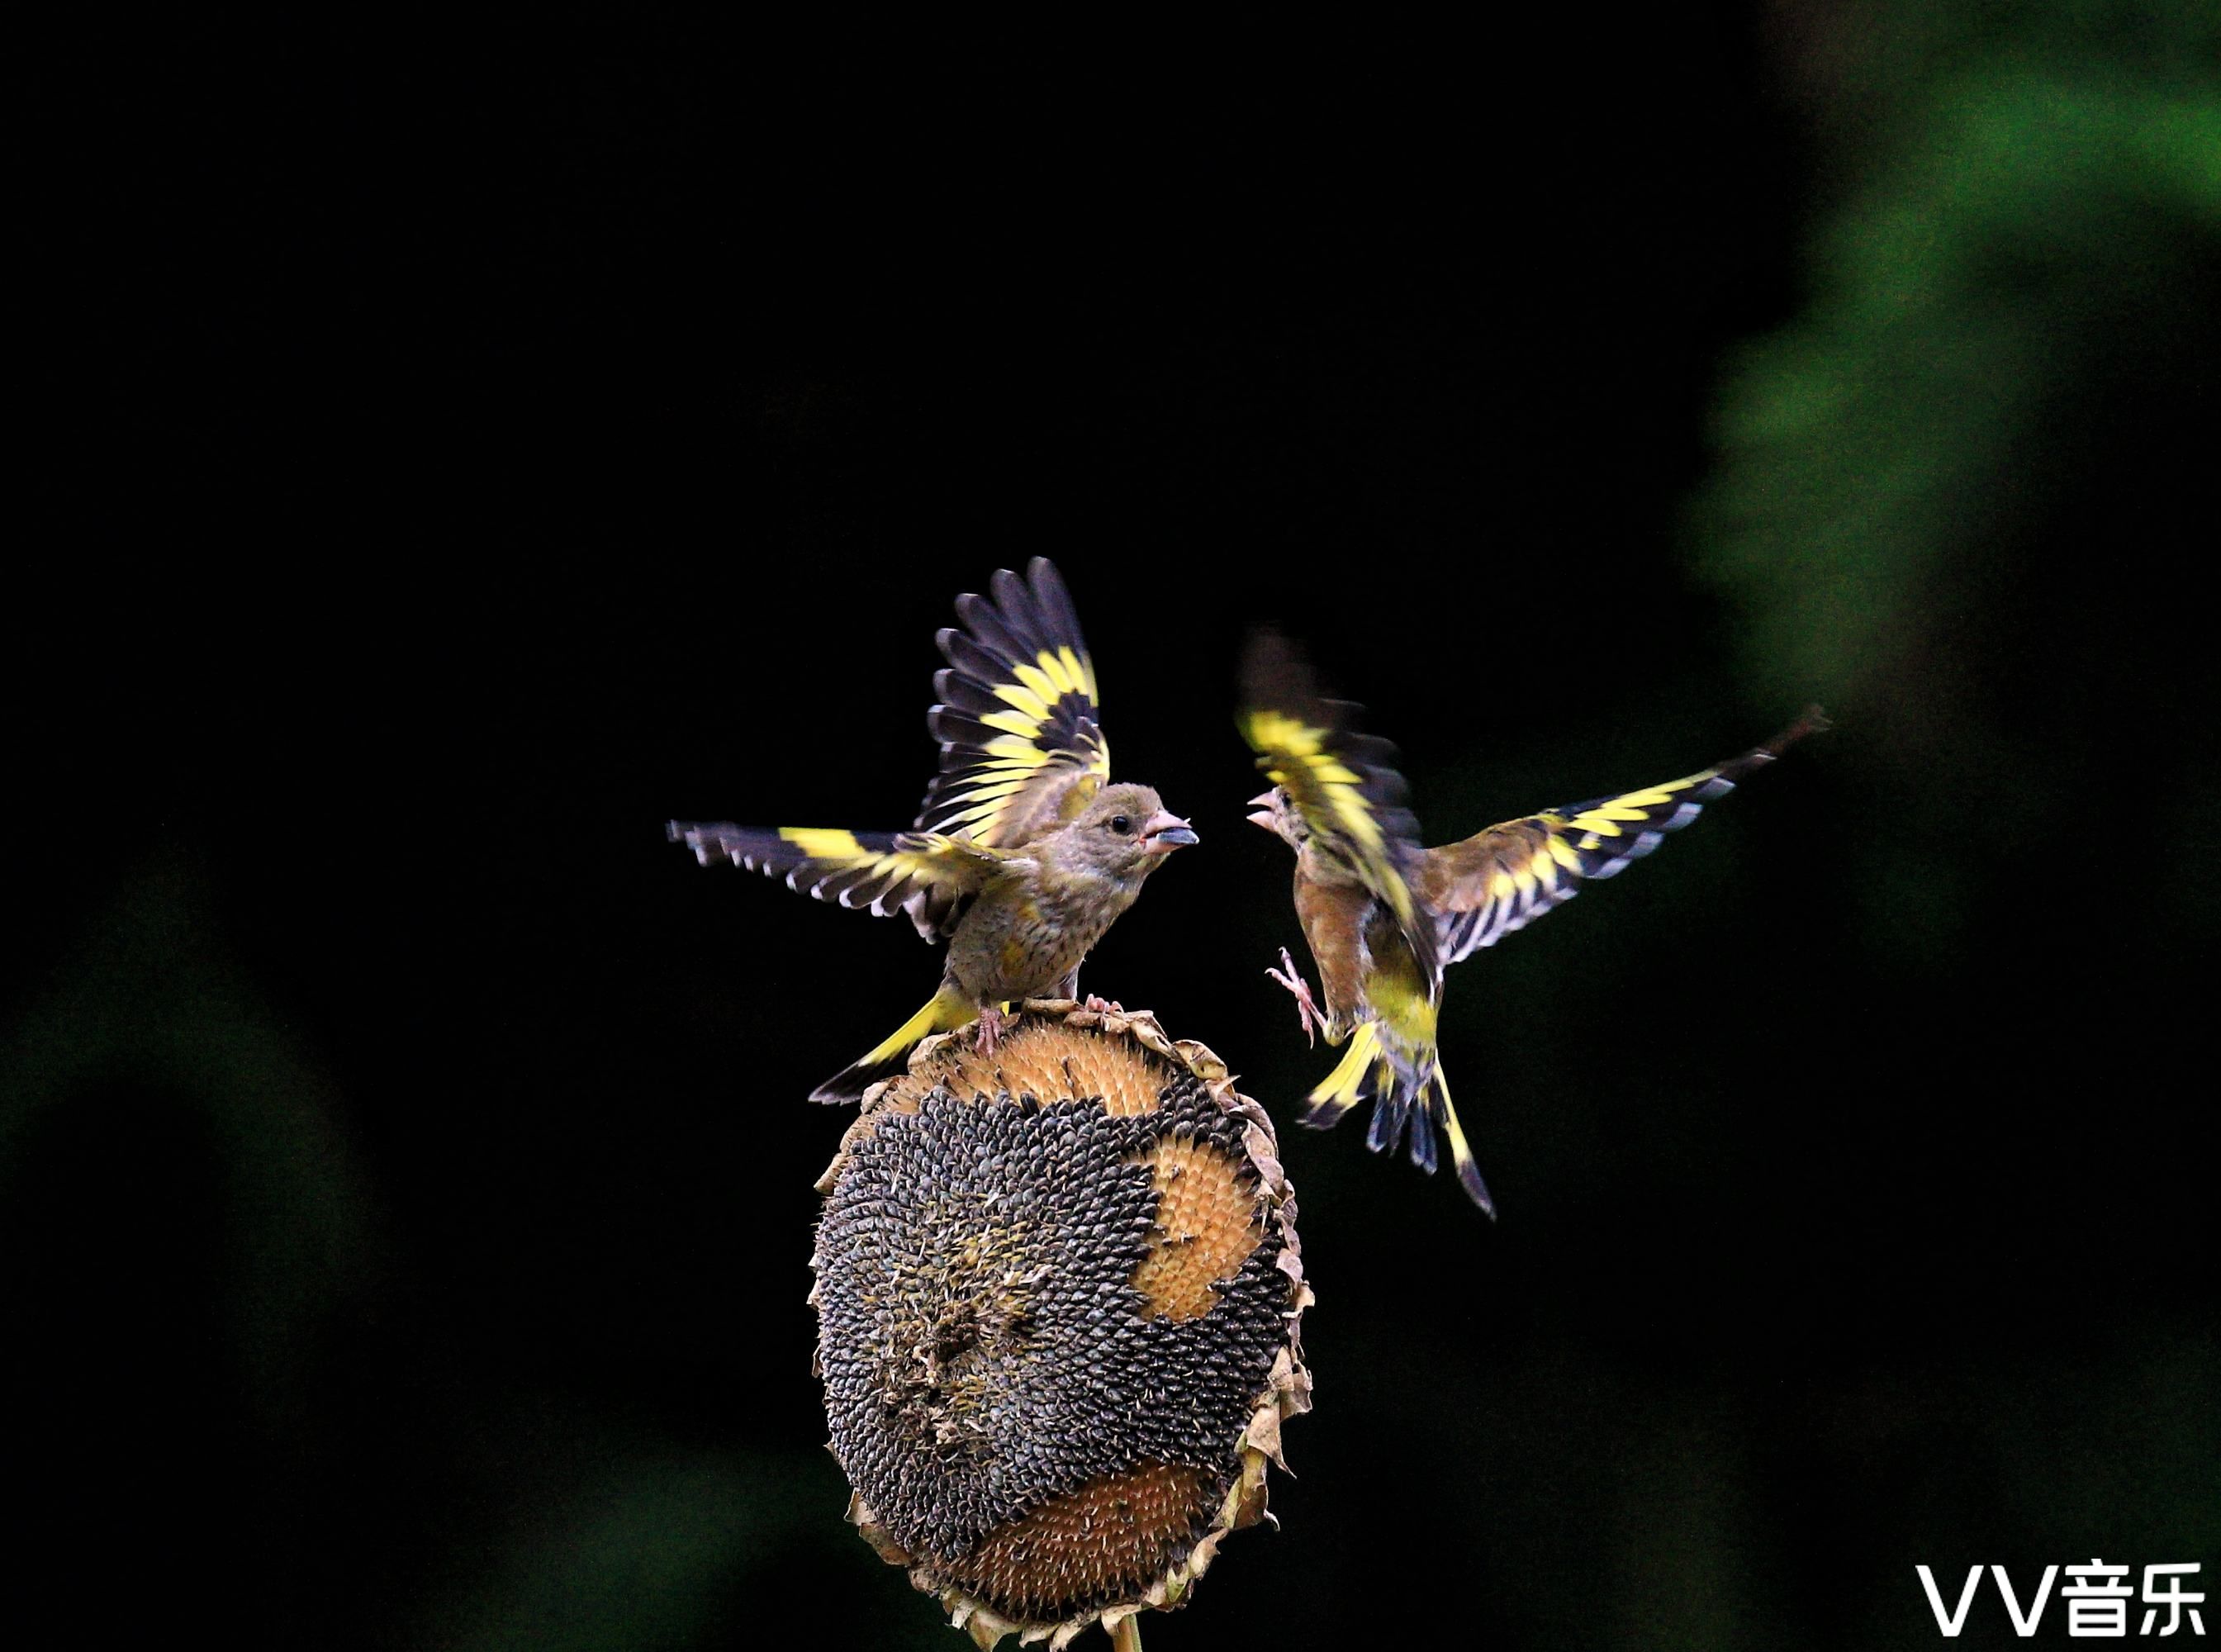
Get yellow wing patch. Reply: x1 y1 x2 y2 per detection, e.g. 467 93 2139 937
1422 710 1828 966
1004 645 1098 710
779 827 874 861
1240 705 1416 928
1419 767 1741 964
773 828 981 902
922 563 1113 848
667 820 1004 942
1564 779 1706 843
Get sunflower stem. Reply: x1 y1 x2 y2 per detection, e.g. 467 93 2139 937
1111 1617 1142 1652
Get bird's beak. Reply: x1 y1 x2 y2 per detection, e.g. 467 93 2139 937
1140 809 1198 851
1246 790 1278 831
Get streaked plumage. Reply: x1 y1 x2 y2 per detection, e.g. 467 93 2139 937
670 560 1195 1103
1240 630 1827 1214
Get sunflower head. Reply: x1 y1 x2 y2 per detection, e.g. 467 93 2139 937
809 1001 1312 1649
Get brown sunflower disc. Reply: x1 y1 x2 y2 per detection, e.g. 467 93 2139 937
809 1002 1312 1649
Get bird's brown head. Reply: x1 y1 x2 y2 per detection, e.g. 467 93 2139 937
1064 782 1197 881
1246 786 1307 852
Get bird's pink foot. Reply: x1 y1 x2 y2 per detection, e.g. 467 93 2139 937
972 1004 1008 1055
1082 994 1124 1016
1265 947 1325 1047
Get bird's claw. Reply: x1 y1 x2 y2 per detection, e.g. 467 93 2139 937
973 1004 1008 1055
1082 994 1123 1016
1265 947 1325 1047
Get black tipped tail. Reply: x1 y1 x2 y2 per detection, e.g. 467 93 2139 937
809 989 973 1104
1304 1023 1495 1217
809 1050 915 1105
1430 1068 1496 1218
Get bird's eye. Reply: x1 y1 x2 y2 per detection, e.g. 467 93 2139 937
1108 814 1132 834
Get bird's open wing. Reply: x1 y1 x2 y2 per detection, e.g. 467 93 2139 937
916 558 1111 848
1417 709 1829 964
665 823 1025 941
1237 630 1432 966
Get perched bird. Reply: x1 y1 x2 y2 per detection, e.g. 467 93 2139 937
670 559 1196 1104
1239 629 1827 1214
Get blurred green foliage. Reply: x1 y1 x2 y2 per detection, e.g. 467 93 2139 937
1699 0 2221 709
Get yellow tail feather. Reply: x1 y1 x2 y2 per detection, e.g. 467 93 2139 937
1424 1066 1494 1218
810 987 975 1104
1303 1021 1383 1127
1298 1019 1495 1217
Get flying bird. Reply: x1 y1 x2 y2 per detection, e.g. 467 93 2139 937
1240 629 1826 1214
670 559 1196 1104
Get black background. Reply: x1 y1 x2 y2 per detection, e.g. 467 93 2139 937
12 12 2217 1650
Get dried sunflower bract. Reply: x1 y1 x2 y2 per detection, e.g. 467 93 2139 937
809 1001 1312 1649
